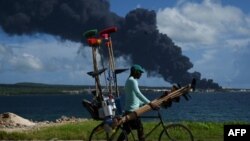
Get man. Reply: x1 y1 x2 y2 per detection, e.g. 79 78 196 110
118 64 158 141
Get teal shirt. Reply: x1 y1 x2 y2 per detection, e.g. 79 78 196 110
124 76 150 112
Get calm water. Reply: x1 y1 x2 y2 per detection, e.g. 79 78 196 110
0 92 249 122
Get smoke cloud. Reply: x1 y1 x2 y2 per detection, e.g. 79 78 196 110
0 0 221 89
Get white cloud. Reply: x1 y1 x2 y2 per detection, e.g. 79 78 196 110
157 0 250 50
0 44 12 72
0 31 95 84
156 0 250 88
1 44 44 72
136 4 141 9
226 38 250 51
0 31 169 86
195 49 217 66
157 7 216 45
0 44 13 59
9 53 43 72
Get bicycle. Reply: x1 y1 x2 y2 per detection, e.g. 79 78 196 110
88 109 194 141
88 79 196 141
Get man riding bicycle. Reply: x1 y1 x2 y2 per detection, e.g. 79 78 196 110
118 64 159 141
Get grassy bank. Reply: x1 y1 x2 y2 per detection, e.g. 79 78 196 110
0 120 247 140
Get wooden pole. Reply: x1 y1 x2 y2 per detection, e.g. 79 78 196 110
107 43 114 95
108 37 120 97
116 84 192 125
92 47 103 100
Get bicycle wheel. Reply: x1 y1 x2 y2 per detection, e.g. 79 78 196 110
89 122 128 141
159 123 194 141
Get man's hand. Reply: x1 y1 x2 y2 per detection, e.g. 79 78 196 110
149 102 160 110
161 98 172 109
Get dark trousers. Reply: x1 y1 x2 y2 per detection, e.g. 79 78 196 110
117 111 145 141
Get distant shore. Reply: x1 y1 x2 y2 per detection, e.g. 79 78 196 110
0 82 250 96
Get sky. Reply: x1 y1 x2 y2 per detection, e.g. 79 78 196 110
0 0 250 88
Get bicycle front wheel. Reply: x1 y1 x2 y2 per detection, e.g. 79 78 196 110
89 122 128 141
159 123 194 141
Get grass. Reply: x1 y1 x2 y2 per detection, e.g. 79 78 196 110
0 120 248 140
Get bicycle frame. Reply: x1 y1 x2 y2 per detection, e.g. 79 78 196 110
130 109 168 140
89 109 193 141
123 109 194 141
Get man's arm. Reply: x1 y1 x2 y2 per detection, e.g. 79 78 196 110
132 79 150 104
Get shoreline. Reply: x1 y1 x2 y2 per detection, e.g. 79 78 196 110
0 112 88 132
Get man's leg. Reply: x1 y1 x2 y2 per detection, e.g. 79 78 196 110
136 118 145 141
117 121 132 141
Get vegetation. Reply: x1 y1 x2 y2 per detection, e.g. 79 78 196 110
0 83 167 95
1 82 249 95
1 120 247 140
0 83 89 95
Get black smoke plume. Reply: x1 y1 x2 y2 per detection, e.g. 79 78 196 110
0 0 221 89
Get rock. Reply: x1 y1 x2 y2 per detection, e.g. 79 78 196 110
0 112 36 128
2 113 10 118
0 112 88 132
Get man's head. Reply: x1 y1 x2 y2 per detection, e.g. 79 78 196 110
130 64 145 79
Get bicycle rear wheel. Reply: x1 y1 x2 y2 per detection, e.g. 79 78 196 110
159 123 194 141
89 122 128 141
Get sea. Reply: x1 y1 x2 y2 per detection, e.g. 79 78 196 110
0 92 250 123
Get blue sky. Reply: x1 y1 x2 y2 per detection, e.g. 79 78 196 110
0 0 250 88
